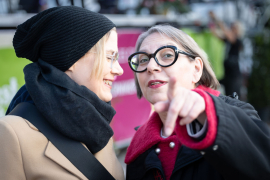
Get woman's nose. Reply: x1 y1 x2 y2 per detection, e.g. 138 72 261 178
112 61 124 76
147 57 161 73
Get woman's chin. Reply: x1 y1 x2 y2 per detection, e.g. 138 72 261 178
100 93 112 102
147 96 167 105
105 97 113 102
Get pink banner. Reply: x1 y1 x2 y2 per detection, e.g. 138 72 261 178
111 29 152 148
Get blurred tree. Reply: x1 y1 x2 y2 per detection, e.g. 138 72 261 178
247 18 270 122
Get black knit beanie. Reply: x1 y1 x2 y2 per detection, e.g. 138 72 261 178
13 6 115 72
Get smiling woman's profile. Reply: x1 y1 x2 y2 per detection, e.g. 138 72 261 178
0 6 124 180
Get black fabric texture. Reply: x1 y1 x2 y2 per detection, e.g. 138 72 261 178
226 38 243 57
221 39 243 97
13 6 115 72
126 145 222 180
202 94 270 180
126 94 270 180
23 59 115 154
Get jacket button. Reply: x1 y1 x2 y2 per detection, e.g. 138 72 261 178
213 145 218 151
200 151 205 155
155 148 161 154
169 142 175 148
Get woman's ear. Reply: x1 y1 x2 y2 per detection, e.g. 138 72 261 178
192 57 203 84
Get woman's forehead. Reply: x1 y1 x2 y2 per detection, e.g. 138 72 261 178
139 33 179 52
105 31 118 52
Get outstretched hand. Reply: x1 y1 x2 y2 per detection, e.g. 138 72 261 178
154 77 206 137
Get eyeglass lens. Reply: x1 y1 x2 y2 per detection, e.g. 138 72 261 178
130 47 176 71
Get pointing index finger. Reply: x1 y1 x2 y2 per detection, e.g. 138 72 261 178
168 77 177 101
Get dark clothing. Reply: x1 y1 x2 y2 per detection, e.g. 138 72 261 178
220 70 242 98
227 38 242 57
222 39 243 97
126 94 270 180
6 59 116 154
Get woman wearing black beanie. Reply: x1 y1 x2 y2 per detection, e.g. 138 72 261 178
0 6 124 180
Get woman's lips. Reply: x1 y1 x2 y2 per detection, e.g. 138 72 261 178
148 80 167 89
103 79 113 89
104 83 112 89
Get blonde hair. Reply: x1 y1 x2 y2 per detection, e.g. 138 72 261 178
85 27 116 79
134 24 219 98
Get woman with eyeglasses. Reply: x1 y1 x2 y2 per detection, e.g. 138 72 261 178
125 25 270 180
0 6 124 180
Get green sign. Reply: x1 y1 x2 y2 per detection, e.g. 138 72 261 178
0 48 30 117
183 28 225 80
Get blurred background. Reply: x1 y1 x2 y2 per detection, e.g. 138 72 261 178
0 0 270 175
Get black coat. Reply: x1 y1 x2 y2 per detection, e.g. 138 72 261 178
126 94 270 180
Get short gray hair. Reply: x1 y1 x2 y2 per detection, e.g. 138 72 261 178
134 24 219 98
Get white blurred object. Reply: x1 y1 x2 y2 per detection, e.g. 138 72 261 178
239 38 253 75
118 0 140 11
83 0 100 12
47 0 100 12
140 7 150 16
0 30 15 48
0 77 18 118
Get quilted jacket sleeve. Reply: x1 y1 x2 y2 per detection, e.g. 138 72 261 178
202 94 270 180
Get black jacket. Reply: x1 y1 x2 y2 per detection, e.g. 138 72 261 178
126 94 270 180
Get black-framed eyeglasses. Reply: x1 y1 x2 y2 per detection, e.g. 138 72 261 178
128 45 196 73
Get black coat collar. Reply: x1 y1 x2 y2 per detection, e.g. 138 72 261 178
127 145 202 180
